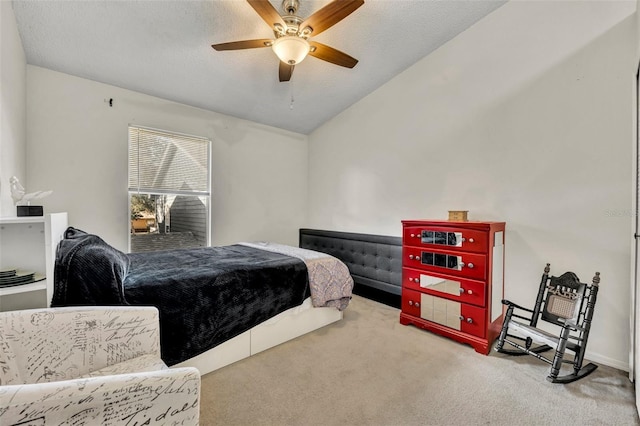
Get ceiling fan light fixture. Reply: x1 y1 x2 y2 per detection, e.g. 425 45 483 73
272 36 310 65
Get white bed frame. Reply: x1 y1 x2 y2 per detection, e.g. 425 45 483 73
174 298 342 376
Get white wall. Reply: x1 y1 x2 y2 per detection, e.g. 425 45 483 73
0 2 27 217
26 66 308 251
308 0 637 369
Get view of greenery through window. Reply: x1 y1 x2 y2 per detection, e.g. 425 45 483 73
131 194 155 220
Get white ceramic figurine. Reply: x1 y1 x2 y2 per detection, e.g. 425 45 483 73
9 176 52 206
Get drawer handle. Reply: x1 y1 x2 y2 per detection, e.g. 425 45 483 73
459 288 464 294
461 262 474 269
459 288 474 295
409 254 414 260
458 316 473 324
408 300 420 308
413 278 419 283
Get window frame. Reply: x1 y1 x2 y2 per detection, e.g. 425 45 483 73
127 125 212 252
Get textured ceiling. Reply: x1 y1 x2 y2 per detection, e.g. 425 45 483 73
12 0 506 134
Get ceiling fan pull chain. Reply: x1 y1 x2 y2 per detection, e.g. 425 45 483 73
290 81 295 110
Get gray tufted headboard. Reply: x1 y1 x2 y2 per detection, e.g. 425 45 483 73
299 228 403 296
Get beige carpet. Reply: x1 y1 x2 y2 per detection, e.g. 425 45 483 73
200 295 639 425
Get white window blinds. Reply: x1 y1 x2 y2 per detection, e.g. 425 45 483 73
128 126 210 195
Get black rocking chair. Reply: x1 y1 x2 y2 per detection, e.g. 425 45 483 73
494 263 600 384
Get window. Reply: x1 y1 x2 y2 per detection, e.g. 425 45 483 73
128 126 211 253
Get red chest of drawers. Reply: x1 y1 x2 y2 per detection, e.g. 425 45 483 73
399 220 506 354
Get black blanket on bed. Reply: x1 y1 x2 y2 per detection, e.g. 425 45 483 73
53 228 310 365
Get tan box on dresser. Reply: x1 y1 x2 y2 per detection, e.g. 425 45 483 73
399 220 506 354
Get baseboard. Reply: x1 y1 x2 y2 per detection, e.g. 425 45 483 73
586 351 629 372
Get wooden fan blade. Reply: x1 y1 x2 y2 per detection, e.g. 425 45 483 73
279 61 294 82
308 42 358 68
247 0 286 29
212 39 273 51
299 0 364 37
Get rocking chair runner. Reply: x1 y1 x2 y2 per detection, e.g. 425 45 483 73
494 263 600 383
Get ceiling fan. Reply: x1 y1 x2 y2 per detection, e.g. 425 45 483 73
212 0 364 82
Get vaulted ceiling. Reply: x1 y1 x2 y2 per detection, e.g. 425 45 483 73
12 0 506 134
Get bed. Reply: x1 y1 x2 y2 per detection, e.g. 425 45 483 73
299 228 402 304
52 228 353 375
